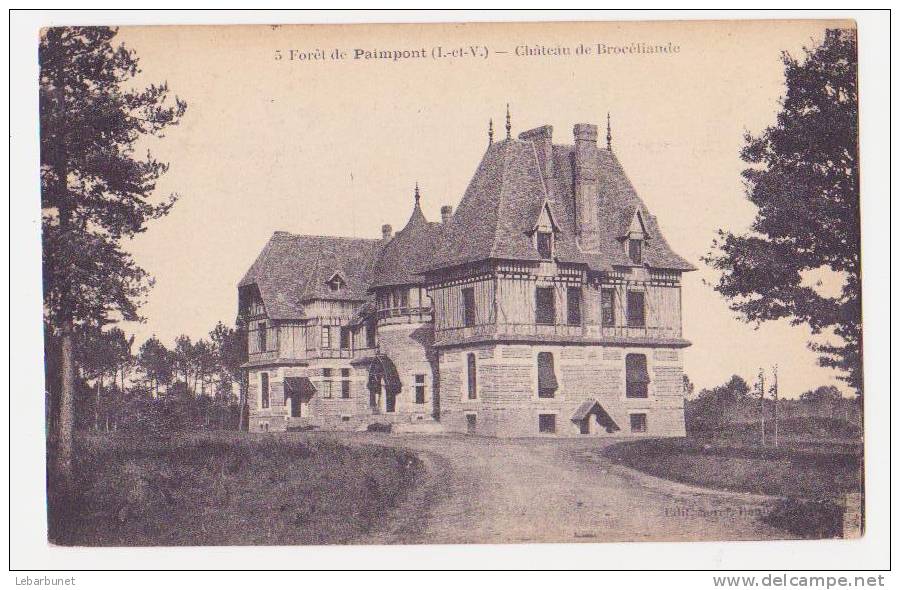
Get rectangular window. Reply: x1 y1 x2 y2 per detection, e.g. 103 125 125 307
537 352 558 398
627 291 646 328
630 413 648 433
321 325 332 349
567 287 582 326
466 353 477 400
625 354 650 398
322 368 333 398
466 413 477 434
341 368 351 398
628 239 642 265
366 320 376 348
399 289 409 309
536 231 553 259
260 372 270 409
462 287 476 327
535 287 555 325
415 374 426 404
538 414 557 434
339 326 351 350
257 321 267 353
601 289 616 327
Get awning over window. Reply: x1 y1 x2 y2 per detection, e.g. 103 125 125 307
571 399 620 433
537 351 558 394
366 354 402 396
284 376 316 400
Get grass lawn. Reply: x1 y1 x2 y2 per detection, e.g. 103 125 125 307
49 432 424 546
600 419 863 538
601 435 862 499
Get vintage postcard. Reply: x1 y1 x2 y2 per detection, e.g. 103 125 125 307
36 18 864 549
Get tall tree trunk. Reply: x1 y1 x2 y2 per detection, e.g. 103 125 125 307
95 374 102 432
55 319 76 495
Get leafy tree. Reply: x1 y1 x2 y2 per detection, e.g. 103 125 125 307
192 339 217 395
799 385 843 404
136 336 174 396
209 321 245 384
172 335 195 389
687 375 753 432
41 27 186 494
77 326 132 431
703 29 861 394
682 374 695 399
209 321 247 428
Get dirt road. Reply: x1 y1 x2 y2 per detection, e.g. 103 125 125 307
344 433 792 544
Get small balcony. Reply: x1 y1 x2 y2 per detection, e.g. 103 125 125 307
433 321 684 347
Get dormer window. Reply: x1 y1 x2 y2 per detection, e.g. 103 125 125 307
532 200 558 260
628 238 642 265
624 209 649 266
537 231 553 259
326 272 347 292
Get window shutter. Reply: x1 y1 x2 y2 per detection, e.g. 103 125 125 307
627 291 645 328
567 287 582 326
467 353 477 399
537 352 558 397
625 354 649 398
601 289 616 327
462 288 476 327
536 287 555 325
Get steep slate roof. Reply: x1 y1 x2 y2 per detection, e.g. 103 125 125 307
370 199 443 288
426 132 695 273
240 122 694 321
238 232 382 320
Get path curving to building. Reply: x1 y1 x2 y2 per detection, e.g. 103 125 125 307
342 433 792 544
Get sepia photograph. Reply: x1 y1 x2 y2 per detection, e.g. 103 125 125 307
8 9 891 575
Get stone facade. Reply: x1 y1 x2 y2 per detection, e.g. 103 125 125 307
438 344 685 437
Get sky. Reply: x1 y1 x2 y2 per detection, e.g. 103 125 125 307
111 19 853 398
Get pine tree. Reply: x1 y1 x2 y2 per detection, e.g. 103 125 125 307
40 27 186 498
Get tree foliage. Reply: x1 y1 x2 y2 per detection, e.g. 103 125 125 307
686 375 753 432
41 26 187 331
799 385 843 404
702 29 861 394
45 321 246 433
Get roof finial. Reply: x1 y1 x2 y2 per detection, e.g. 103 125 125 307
414 181 420 204
505 104 512 140
606 112 612 151
488 118 494 144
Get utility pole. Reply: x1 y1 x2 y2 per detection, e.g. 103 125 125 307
772 364 779 448
759 367 766 447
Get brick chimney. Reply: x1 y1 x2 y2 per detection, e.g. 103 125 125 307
573 123 601 251
440 205 453 224
381 224 393 242
518 125 553 178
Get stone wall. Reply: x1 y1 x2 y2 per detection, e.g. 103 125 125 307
375 321 439 420
246 320 440 432
439 343 686 438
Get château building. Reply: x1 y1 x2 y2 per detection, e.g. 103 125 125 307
237 115 694 437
